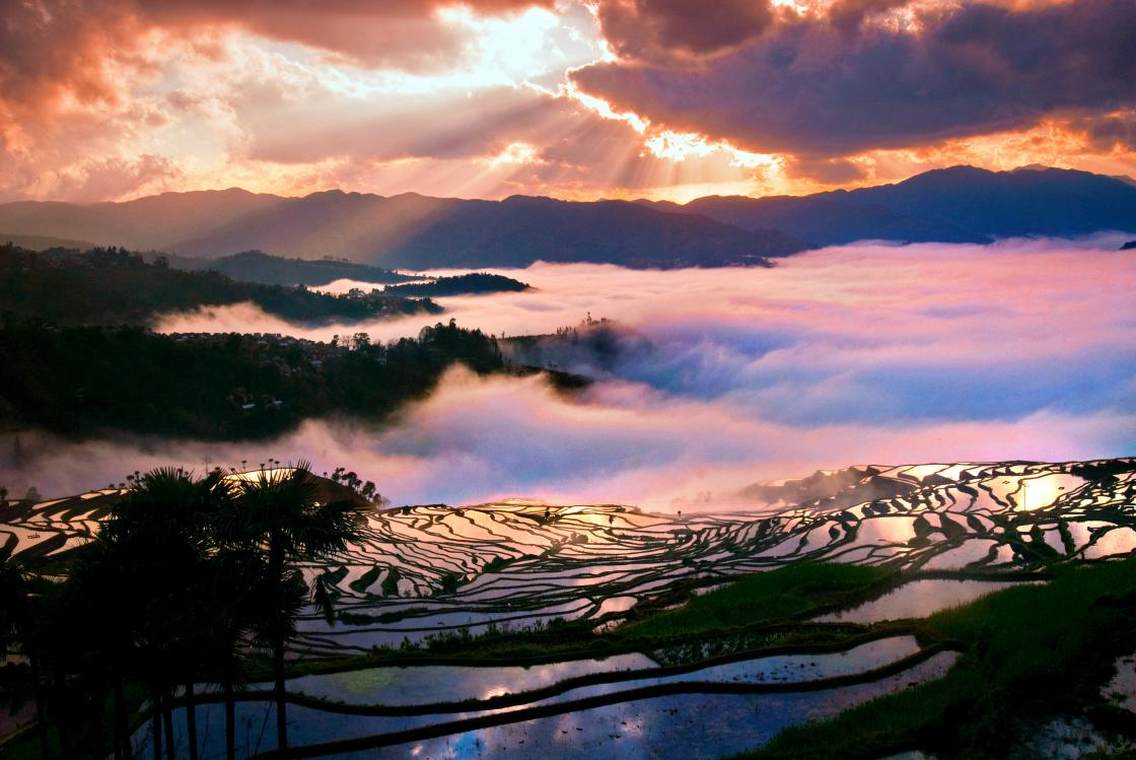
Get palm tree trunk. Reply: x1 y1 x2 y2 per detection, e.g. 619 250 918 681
224 657 236 760
273 635 287 754
92 691 106 759
185 679 199 760
270 538 288 755
162 689 175 760
29 651 49 760
151 697 162 760
55 676 72 759
113 675 129 760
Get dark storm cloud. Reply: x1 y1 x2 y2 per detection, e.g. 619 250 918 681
592 0 775 63
572 0 1136 156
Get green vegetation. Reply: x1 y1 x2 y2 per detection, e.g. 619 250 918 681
0 318 505 438
383 272 530 297
0 245 439 326
619 563 891 640
290 563 896 670
747 557 1136 760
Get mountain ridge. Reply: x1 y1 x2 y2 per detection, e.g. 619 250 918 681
3 165 1134 268
649 165 1136 246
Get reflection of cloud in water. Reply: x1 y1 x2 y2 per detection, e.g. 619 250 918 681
6 239 1135 507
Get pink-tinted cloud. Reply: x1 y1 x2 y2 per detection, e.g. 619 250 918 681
45 237 1113 508
2 372 1130 510
0 0 586 202
0 0 554 115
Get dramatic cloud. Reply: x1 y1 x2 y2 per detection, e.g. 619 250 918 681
0 0 554 112
591 0 775 63
572 0 1136 156
0 0 1133 204
9 238 1129 507
0 0 644 202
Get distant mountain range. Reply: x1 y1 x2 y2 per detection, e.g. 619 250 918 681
643 166 1136 246
2 166 1134 269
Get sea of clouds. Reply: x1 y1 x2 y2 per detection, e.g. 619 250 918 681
3 237 1134 510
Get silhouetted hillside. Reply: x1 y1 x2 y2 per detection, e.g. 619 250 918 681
0 232 95 250
2 167 1133 267
0 319 503 439
383 273 530 297
0 245 439 326
0 191 800 269
171 193 800 268
654 166 1136 245
160 250 415 287
0 188 280 250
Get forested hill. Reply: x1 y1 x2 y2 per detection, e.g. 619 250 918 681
161 252 533 295
383 273 531 297
0 245 440 326
0 319 505 439
157 249 417 287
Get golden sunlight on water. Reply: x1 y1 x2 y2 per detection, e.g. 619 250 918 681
1015 474 1086 511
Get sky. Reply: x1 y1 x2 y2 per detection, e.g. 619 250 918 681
1 0 1134 204
6 237 1133 507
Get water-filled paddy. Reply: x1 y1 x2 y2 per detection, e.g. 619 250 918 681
814 579 1039 624
287 653 657 706
131 650 958 758
284 635 921 709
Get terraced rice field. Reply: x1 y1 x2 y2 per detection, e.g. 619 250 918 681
291 459 1136 654
8 458 1133 757
4 459 1134 656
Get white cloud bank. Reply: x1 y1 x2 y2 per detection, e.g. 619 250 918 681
4 238 1134 509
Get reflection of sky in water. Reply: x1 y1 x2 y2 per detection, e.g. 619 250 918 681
283 637 918 707
131 652 959 758
814 579 1039 624
287 653 656 705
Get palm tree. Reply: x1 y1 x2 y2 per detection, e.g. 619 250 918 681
94 466 231 760
195 541 279 760
58 534 139 760
222 464 365 754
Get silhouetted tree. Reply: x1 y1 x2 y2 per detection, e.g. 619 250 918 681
222 464 365 754
88 467 232 760
0 555 51 758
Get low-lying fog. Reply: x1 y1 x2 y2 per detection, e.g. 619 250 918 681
4 237 1134 510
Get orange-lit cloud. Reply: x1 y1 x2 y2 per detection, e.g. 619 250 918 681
0 0 1133 204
